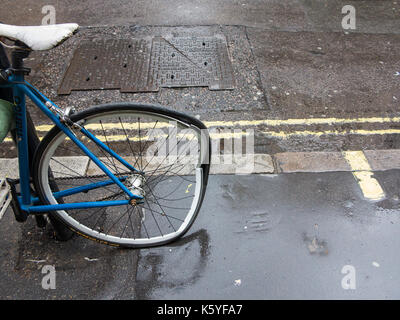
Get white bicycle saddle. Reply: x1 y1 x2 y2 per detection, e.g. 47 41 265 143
0 23 79 51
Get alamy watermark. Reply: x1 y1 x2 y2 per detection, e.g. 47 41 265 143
143 123 256 175
342 5 356 30
41 5 56 25
41 265 56 290
341 265 356 290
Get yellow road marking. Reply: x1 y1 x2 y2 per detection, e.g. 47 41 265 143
342 151 385 201
32 122 174 132
204 116 400 128
261 128 400 138
31 115 400 132
3 115 400 143
3 127 400 143
2 131 249 143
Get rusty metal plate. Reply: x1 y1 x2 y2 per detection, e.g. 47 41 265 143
58 35 234 94
58 38 153 94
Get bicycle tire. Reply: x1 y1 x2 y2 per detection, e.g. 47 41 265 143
32 103 210 248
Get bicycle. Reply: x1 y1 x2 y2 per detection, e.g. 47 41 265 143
0 23 211 248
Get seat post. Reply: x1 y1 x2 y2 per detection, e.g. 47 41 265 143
11 41 31 74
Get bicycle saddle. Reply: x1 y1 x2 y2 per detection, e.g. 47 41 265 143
0 23 79 51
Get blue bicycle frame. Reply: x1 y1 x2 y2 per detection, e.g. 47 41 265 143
1 73 143 214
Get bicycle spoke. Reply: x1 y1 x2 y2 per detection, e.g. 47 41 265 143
37 107 208 247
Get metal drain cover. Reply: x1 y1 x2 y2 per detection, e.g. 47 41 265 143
58 35 234 94
58 38 152 94
148 35 235 91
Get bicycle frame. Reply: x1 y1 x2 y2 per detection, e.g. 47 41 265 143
1 72 143 214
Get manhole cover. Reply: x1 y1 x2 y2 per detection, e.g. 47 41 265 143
148 35 235 90
58 35 234 94
58 38 153 94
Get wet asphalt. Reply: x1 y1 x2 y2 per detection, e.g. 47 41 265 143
1 170 400 299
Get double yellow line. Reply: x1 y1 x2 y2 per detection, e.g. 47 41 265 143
3 115 400 142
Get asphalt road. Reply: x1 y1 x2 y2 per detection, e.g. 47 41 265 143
1 0 400 34
0 1 399 157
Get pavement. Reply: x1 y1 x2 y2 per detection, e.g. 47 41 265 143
1 170 400 299
0 0 400 300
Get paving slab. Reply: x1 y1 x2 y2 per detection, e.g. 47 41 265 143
364 149 400 172
50 156 90 178
0 157 90 179
275 151 351 173
210 154 274 175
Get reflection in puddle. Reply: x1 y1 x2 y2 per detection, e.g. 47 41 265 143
135 229 210 299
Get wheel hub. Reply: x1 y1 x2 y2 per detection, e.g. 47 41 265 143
127 174 146 199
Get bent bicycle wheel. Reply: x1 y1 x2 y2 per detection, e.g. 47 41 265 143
33 103 210 248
